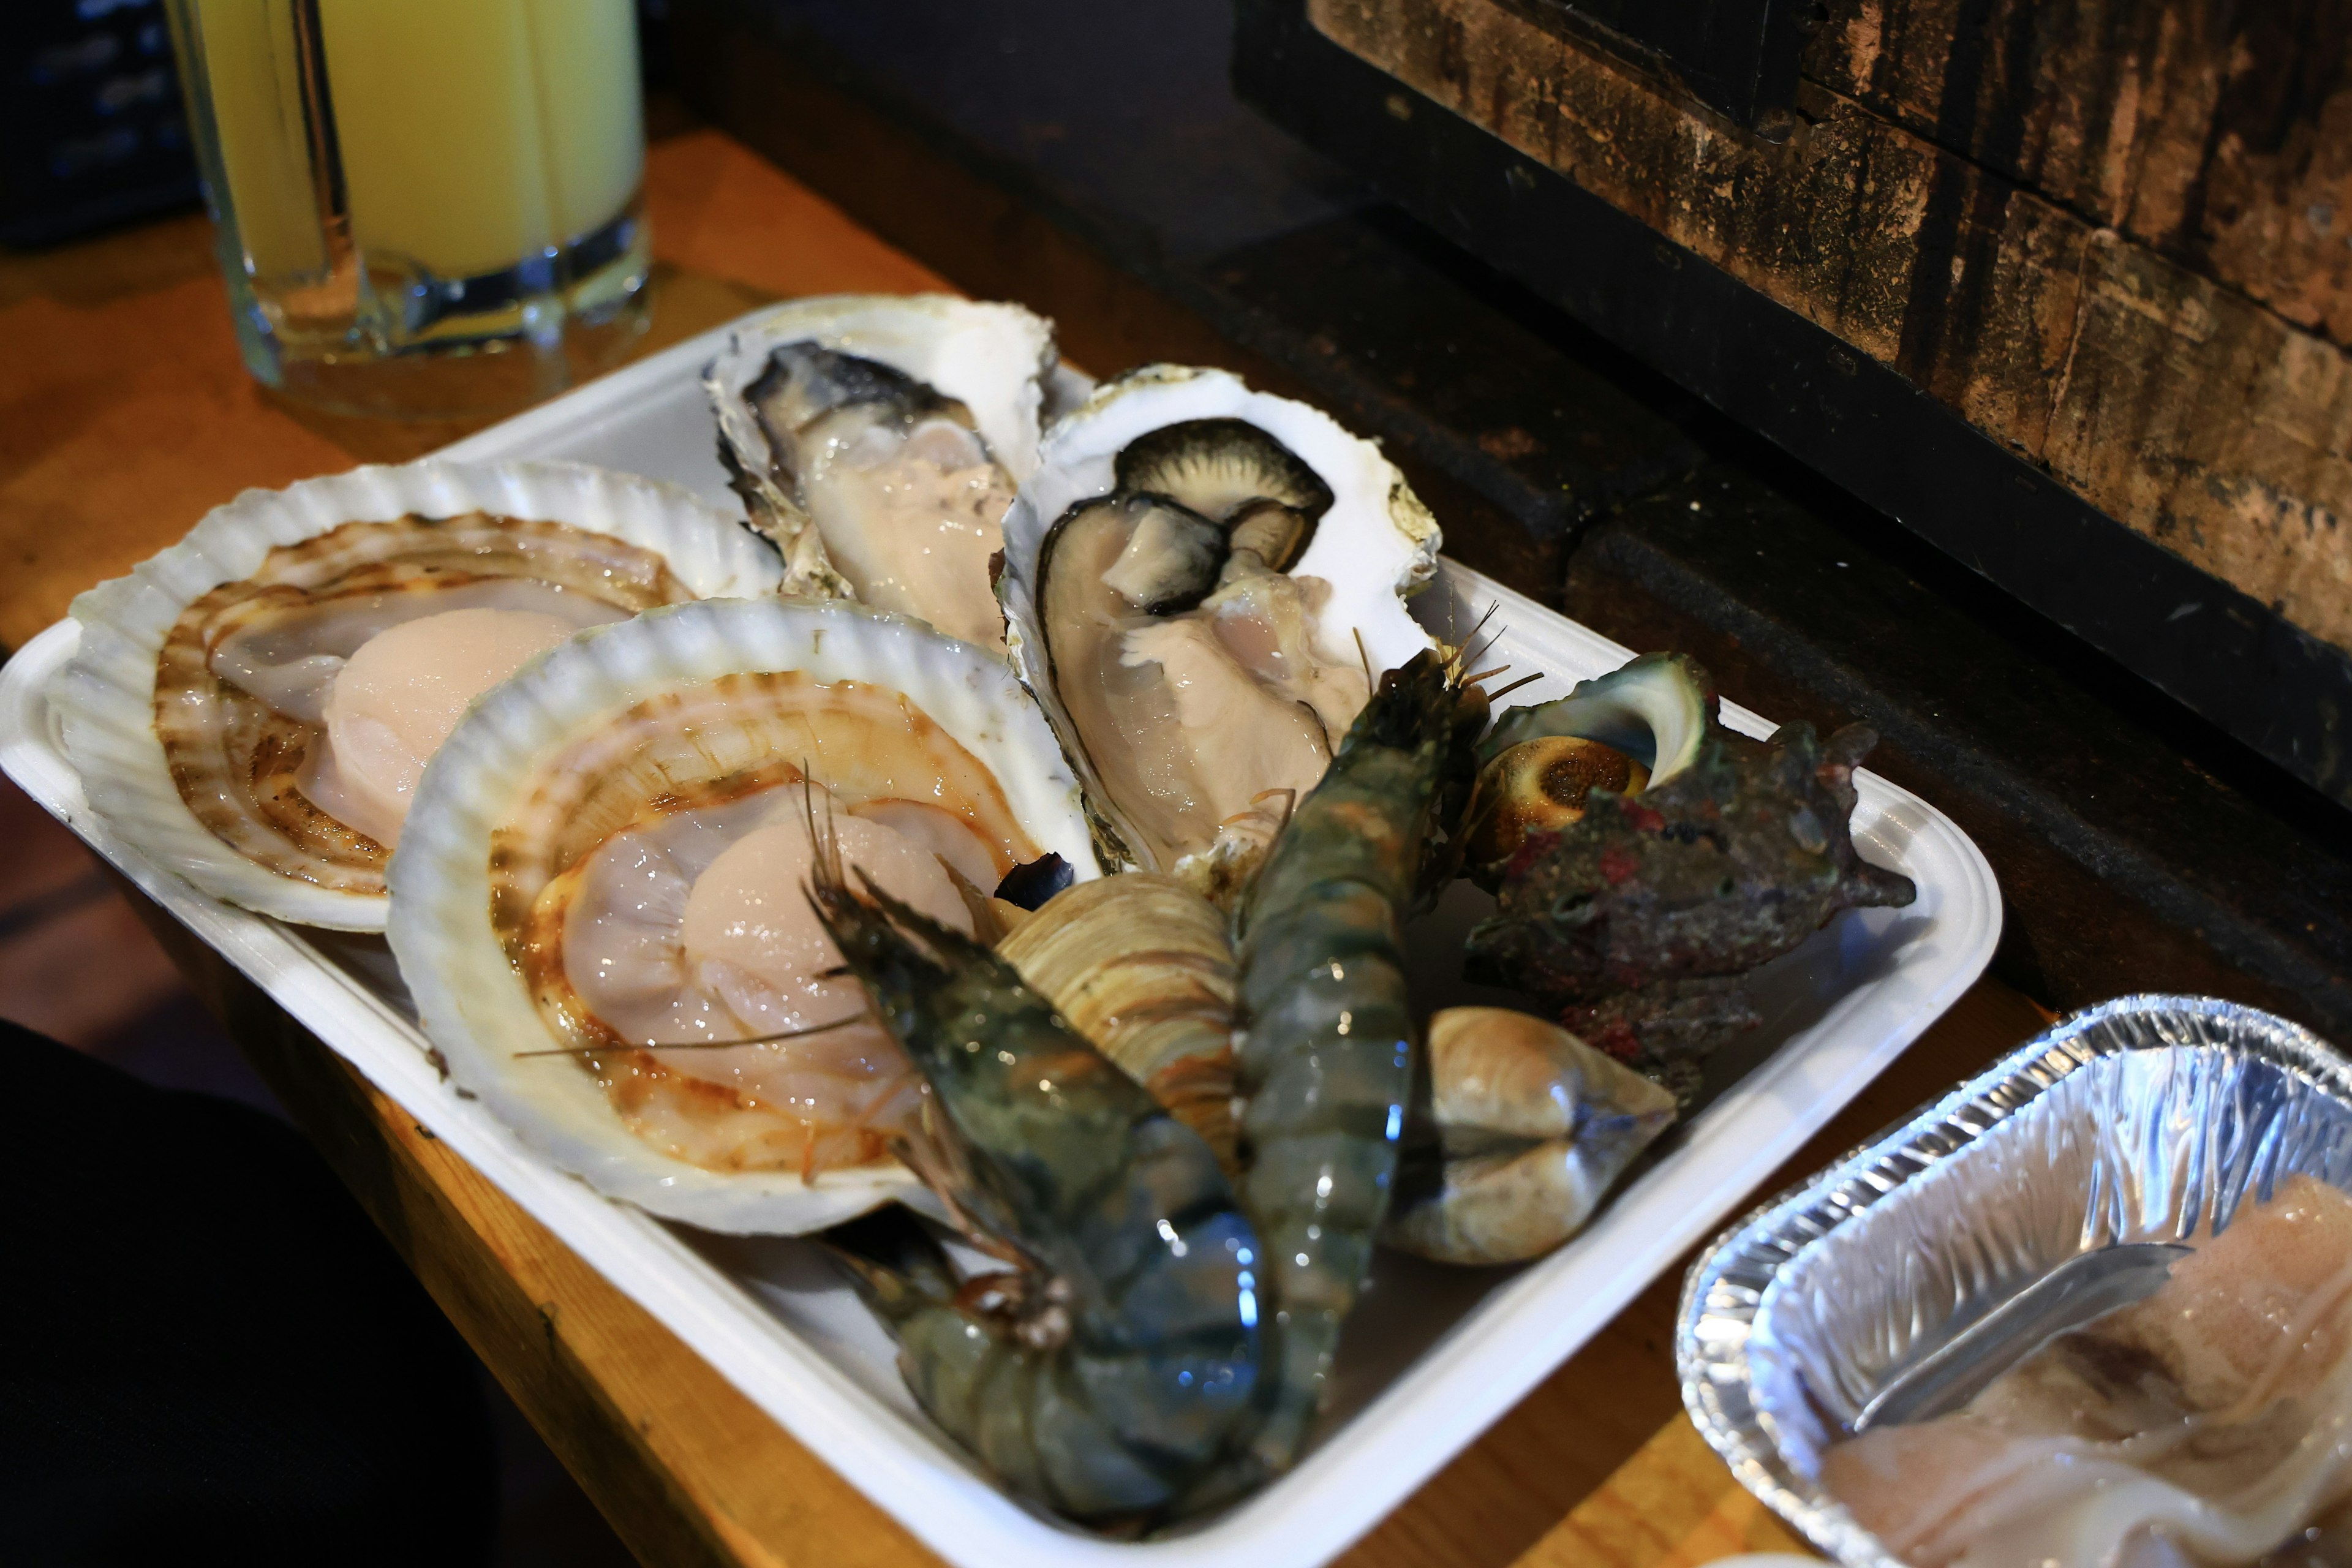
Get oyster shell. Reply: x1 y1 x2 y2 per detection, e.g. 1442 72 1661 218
50 461 782 932
704 293 1076 651
998 365 1441 880
386 597 1098 1234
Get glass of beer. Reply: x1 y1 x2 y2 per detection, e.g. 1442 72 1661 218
164 0 652 419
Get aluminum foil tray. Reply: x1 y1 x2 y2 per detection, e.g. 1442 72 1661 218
1678 994 2352 1566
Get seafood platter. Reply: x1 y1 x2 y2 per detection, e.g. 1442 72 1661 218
0 296 1997 1566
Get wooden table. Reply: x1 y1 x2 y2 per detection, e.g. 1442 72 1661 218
0 126 2051 1567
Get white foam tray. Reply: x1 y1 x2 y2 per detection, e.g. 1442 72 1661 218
0 312 2000 1567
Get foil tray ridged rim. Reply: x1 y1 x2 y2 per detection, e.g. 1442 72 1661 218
1672 993 2352 1567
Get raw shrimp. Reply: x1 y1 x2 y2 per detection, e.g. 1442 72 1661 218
1228 646 1487 1474
809 852 1265 1528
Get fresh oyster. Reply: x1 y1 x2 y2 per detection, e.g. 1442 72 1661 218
704 294 1077 652
50 461 782 931
387 597 1098 1234
999 366 1441 884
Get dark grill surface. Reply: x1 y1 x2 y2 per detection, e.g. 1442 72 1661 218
1 0 197 247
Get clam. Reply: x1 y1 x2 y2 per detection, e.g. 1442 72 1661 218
50 460 782 930
1381 1007 1676 1265
704 294 1080 651
388 597 1098 1234
995 872 1238 1168
998 366 1441 889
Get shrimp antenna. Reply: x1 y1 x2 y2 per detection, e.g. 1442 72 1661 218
1458 600 1500 647
1250 785 1298 832
1483 671 1546 704
1458 608 1507 677
799 764 848 894
1445 592 1494 646
889 1110 1032 1269
1354 627 1374 689
513 1011 872 1058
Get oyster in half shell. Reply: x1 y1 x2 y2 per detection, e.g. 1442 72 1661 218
704 293 1079 652
388 597 1098 1234
999 366 1440 883
50 461 782 931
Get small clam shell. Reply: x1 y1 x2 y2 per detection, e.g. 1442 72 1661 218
388 597 1097 1234
50 461 781 931
997 872 1238 1167
1381 1007 1676 1265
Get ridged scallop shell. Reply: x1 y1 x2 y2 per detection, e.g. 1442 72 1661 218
703 293 1070 602
50 461 782 932
997 365 1442 872
386 596 1098 1234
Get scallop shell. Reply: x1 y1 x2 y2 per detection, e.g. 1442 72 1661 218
386 596 1098 1234
997 365 1442 872
48 460 782 932
703 293 1070 601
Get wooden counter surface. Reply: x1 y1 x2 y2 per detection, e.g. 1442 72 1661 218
0 127 2048 1567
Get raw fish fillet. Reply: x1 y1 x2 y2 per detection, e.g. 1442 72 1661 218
1820 1175 2352 1567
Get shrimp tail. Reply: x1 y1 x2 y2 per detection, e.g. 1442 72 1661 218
1419 655 1495 908
824 1205 962 1320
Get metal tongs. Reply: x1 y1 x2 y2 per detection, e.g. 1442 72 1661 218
1849 1241 2194 1433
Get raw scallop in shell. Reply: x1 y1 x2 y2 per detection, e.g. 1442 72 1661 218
387 597 1097 1234
704 293 1079 652
50 461 782 931
998 366 1441 884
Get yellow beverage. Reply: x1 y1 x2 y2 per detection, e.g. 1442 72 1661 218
164 0 652 417
173 0 328 281
317 0 643 281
